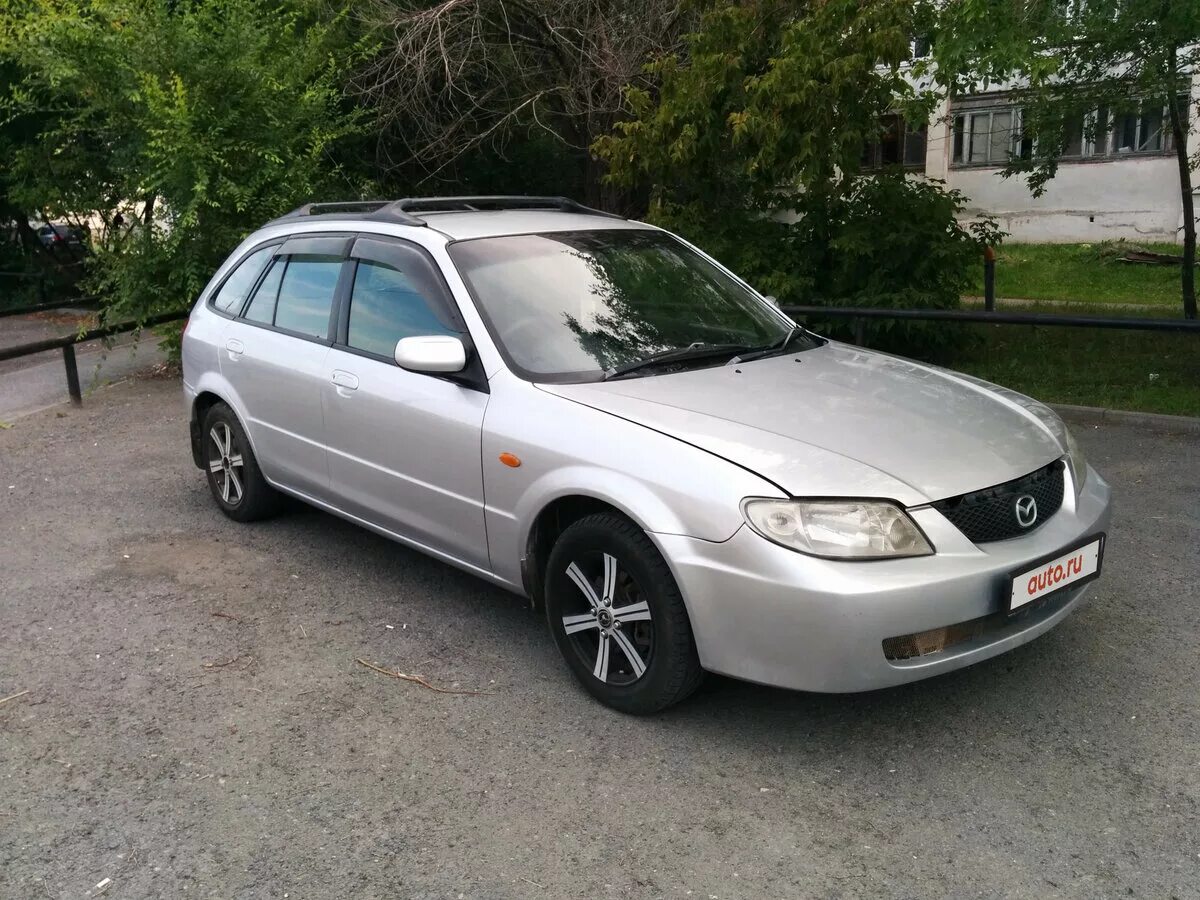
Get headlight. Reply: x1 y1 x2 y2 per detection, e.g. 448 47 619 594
742 499 934 559
1063 425 1087 492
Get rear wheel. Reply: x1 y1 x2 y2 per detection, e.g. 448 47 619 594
201 402 281 522
545 513 704 714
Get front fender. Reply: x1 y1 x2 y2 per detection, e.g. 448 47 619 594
512 464 723 546
481 371 783 590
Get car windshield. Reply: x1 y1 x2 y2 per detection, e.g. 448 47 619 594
450 229 812 381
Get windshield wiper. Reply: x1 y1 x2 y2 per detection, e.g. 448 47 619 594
727 325 804 365
604 342 750 381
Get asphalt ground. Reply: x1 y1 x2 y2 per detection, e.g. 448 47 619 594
1 376 1197 899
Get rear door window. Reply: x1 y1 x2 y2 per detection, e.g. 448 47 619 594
272 255 343 339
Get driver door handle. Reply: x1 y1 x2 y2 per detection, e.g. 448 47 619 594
331 370 359 395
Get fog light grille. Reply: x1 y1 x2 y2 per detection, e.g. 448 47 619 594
882 587 1078 662
883 621 988 661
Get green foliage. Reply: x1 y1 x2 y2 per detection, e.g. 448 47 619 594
2 0 369 355
937 0 1199 192
934 0 1200 318
651 176 1003 356
598 0 934 204
597 0 997 356
947 314 1200 417
799 177 1003 355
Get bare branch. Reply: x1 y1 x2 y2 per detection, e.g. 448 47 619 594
349 0 693 177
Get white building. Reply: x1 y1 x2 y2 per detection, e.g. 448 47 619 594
867 71 1200 243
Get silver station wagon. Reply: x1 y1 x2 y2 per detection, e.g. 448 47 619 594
182 196 1112 713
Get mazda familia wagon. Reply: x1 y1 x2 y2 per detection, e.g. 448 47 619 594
182 196 1112 713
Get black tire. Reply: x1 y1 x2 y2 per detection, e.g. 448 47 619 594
544 513 704 714
200 402 281 522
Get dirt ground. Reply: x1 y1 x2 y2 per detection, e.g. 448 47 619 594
1 376 1198 899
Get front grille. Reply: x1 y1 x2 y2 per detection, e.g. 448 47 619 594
932 460 1065 544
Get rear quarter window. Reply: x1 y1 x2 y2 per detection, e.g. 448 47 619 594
210 246 274 314
243 258 285 325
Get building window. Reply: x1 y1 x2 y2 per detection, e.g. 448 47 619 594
952 108 1032 166
862 114 928 170
951 98 1181 167
1062 113 1086 157
1107 103 1166 153
1084 99 1181 156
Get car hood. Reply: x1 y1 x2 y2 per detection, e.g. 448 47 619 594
538 343 1066 506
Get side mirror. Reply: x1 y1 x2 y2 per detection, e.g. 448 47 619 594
394 335 467 374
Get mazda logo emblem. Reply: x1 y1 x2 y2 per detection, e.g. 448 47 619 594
1014 494 1038 528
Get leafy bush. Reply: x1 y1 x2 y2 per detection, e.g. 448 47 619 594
597 0 1002 359
793 176 1003 356
3 0 368 358
652 175 1004 358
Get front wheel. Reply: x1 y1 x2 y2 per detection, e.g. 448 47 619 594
544 513 704 714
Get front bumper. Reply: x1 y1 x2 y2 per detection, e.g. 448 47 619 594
656 465 1112 693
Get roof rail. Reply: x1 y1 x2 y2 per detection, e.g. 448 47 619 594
270 195 623 228
391 196 625 219
273 200 427 227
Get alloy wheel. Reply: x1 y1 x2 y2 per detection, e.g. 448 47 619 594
207 422 245 506
560 551 655 685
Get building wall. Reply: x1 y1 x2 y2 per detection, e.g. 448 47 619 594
949 157 1183 243
921 73 1199 244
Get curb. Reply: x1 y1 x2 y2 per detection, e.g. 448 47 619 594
962 296 1174 312
1051 403 1200 434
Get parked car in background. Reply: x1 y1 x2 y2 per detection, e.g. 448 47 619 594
36 222 84 249
182 196 1111 714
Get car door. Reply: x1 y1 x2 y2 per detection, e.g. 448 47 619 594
221 234 352 500
321 235 491 570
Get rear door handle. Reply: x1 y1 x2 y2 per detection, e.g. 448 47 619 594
331 370 359 395
225 338 244 360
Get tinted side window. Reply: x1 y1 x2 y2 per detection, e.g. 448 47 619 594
347 261 456 357
210 246 273 314
273 255 342 339
243 258 285 324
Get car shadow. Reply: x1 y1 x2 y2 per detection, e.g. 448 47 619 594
264 498 1107 756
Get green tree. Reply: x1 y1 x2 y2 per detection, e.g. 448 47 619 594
0 40 84 308
935 0 1200 319
0 57 44 258
595 0 1000 354
1 0 368 351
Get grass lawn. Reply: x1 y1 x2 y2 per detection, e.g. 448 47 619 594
936 308 1200 417
965 242 1189 308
